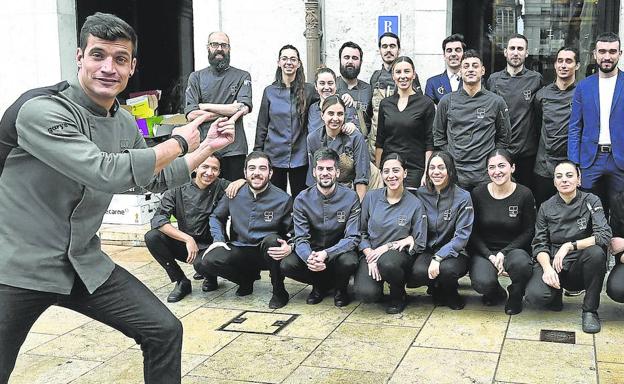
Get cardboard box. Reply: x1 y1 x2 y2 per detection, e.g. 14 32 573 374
103 200 159 225
111 193 161 206
126 95 158 118
136 116 164 137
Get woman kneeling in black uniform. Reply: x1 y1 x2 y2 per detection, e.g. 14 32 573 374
469 149 535 314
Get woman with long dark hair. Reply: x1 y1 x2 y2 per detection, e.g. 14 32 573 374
255 44 318 197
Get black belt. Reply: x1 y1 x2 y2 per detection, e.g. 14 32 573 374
598 144 612 153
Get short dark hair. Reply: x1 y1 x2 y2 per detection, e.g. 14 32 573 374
244 151 272 170
339 41 363 61
556 46 580 63
461 49 483 64
378 32 400 49
442 34 466 52
596 32 621 48
312 148 340 169
80 12 138 58
486 148 514 166
381 152 406 170
320 94 346 114
507 33 528 47
425 151 458 192
554 160 580 177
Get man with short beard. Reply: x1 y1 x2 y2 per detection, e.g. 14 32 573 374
336 41 372 133
195 151 294 309
487 34 543 190
185 31 253 182
569 32 624 211
281 148 361 307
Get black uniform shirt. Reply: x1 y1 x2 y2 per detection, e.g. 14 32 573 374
210 183 293 246
486 67 543 158
533 82 576 178
293 184 361 261
532 190 611 269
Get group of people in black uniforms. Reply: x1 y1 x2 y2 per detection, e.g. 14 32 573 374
147 29 624 336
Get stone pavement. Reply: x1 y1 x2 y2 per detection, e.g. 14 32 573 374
9 244 624 384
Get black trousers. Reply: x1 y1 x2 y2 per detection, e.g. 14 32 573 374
514 155 536 191
469 249 533 297
194 234 285 288
525 245 607 312
533 173 556 209
272 165 308 198
219 154 246 182
145 229 210 282
354 249 413 303
0 265 182 384
404 168 424 190
408 251 469 292
607 260 624 303
280 251 358 290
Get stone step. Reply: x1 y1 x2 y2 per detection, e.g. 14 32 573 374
98 224 150 247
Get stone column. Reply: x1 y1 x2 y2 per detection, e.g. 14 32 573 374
304 0 321 78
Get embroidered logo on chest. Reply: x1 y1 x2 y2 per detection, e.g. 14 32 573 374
263 211 274 222
437 86 445 95
476 108 486 119
120 140 130 150
523 89 532 101
508 205 519 218
443 209 452 221
337 210 346 223
577 217 588 231
398 215 408 226
230 84 238 96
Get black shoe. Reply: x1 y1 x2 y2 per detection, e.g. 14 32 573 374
482 286 507 306
192 272 204 280
546 289 563 311
334 289 350 307
505 284 524 315
582 311 601 334
202 276 218 292
306 286 325 305
167 279 191 303
235 281 253 296
269 287 289 309
387 285 407 314
564 289 586 297
446 290 465 310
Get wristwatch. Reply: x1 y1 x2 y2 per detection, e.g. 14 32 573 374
432 254 444 263
571 241 578 251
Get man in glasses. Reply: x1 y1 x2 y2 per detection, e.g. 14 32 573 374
185 31 253 182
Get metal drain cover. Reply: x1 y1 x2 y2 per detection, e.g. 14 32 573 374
539 329 576 344
219 310 298 335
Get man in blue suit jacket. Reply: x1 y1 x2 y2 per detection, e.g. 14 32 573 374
425 34 465 104
569 32 624 208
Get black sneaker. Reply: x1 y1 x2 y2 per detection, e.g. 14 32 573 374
482 286 507 306
546 289 563 311
235 281 254 296
582 311 601 334
334 289 350 307
306 286 325 305
202 276 218 292
504 285 524 315
167 279 191 303
446 290 465 310
564 289 586 297
269 287 289 309
192 272 204 280
386 295 407 314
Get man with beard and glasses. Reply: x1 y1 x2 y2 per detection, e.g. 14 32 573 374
195 151 294 309
281 148 361 307
185 31 253 182
336 41 372 135
569 32 624 212
425 34 465 105
487 34 543 190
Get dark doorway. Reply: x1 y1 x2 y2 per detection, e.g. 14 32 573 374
77 0 194 114
453 0 620 83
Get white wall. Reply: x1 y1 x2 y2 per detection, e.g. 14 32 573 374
0 0 76 116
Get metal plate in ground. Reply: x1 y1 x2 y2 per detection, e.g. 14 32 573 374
219 310 298 335
540 329 576 344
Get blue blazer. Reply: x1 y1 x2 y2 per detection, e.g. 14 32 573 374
425 71 452 104
568 70 624 169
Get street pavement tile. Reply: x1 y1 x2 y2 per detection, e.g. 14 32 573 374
303 322 419 373
204 281 304 311
283 366 389 384
496 339 596 384
101 245 132 255
389 346 498 384
595 321 624 364
599 300 624 321
30 306 92 335
345 300 433 328
598 362 624 384
9 354 100 384
183 377 262 384
28 321 135 361
154 280 234 318
190 333 321 383
506 308 593 345
277 304 353 339
180 307 242 355
18 332 57 354
221 311 296 334
129 262 173 291
414 308 508 352
461 277 510 313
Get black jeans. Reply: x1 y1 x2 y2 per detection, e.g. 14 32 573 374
145 229 210 282
272 166 308 198
525 245 607 312
0 265 182 384
514 155 537 191
354 249 414 303
607 260 624 303
469 249 533 297
280 251 358 290
219 154 246 182
195 234 285 288
533 173 557 209
408 251 469 292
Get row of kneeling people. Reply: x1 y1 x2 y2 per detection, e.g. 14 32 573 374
146 147 624 334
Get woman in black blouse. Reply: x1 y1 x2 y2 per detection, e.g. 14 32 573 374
469 149 535 315
375 56 435 190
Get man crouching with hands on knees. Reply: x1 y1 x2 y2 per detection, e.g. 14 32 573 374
0 12 238 384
